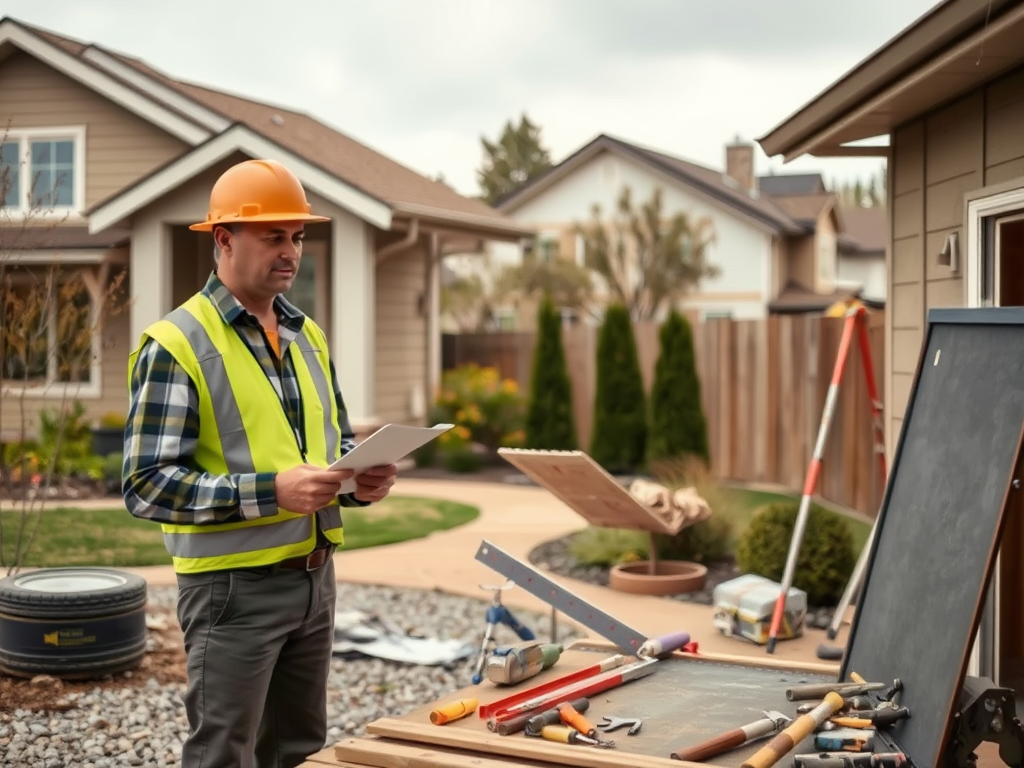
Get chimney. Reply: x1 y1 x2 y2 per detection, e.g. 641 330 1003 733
725 135 757 193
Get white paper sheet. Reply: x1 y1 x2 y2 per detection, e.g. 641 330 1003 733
330 423 454 494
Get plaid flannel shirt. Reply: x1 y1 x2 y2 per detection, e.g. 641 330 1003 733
123 272 368 526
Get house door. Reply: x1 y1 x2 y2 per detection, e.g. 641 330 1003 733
967 202 1024 689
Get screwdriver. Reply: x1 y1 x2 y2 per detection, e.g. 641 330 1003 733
558 701 598 738
539 725 615 748
522 698 590 737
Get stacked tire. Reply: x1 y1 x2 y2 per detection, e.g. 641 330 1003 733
0 568 148 679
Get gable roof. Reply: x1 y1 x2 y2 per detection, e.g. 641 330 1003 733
1 17 528 238
837 206 888 255
769 193 835 227
495 134 803 235
757 0 1024 160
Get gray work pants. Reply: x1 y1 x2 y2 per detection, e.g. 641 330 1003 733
175 558 337 768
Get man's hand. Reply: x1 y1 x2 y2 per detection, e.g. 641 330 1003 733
275 464 354 515
353 463 398 503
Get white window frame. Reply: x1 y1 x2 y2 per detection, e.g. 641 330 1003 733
0 126 87 220
963 181 1024 683
1 268 102 399
965 184 1024 308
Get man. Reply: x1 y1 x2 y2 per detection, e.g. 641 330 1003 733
123 158 398 768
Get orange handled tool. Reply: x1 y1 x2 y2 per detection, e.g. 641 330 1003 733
430 697 478 725
742 692 845 768
558 701 598 738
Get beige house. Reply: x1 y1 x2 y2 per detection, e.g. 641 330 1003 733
0 16 532 440
757 0 1024 701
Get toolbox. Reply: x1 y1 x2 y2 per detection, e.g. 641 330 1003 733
328 308 1024 768
712 574 807 645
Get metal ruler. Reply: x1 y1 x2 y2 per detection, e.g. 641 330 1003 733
473 539 648 655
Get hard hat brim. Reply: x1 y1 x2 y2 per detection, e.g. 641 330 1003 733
189 212 332 232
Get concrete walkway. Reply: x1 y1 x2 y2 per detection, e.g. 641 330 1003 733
115 477 848 670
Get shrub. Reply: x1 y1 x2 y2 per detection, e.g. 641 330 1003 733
432 364 526 452
568 527 649 567
647 310 710 465
589 304 646 473
735 501 856 606
525 294 577 450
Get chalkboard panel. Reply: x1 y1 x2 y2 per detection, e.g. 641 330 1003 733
842 309 1024 768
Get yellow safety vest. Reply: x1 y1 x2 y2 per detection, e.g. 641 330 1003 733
128 292 345 574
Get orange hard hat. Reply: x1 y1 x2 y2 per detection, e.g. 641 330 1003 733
189 158 330 232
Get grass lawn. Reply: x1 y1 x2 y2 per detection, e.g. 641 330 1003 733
0 495 479 569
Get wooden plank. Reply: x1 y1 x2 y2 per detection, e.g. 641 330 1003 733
754 317 769 481
335 736 555 768
734 321 750 481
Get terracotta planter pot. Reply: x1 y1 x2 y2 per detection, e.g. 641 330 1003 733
608 561 708 596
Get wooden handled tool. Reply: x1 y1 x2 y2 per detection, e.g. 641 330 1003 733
671 711 790 762
786 682 885 701
741 691 845 768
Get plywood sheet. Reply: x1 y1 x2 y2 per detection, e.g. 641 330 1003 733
348 644 833 768
842 309 1024 768
497 449 684 535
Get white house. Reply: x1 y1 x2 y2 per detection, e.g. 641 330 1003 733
448 133 887 329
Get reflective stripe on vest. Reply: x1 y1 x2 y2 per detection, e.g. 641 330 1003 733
131 293 345 573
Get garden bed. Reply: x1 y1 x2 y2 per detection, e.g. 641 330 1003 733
526 531 839 630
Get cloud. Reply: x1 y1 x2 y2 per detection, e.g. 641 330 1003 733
1 0 932 194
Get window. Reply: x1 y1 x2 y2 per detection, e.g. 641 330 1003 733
966 184 1024 308
0 127 85 215
1 269 97 391
285 241 329 330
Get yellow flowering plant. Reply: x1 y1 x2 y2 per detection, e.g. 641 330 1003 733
432 364 526 453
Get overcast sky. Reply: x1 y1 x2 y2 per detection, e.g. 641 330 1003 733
4 0 940 197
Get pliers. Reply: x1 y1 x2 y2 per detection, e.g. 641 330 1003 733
598 715 643 736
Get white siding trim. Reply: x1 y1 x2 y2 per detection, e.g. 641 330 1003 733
87 124 393 232
81 47 231 133
0 22 210 145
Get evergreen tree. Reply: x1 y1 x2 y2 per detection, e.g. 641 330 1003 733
477 113 553 205
524 295 577 450
647 309 710 464
589 304 647 472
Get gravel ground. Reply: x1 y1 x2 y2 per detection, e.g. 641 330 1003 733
0 583 584 768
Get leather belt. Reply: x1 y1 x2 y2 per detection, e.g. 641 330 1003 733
272 545 335 572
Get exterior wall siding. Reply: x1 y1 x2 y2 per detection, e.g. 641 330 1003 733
374 245 427 425
0 50 188 209
886 65 1024 459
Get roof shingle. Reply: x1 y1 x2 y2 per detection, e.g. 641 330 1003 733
15 19 513 226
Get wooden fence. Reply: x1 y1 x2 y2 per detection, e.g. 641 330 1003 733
442 310 886 520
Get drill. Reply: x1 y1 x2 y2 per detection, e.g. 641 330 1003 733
484 640 562 686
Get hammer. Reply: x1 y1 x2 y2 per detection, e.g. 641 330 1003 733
671 711 791 762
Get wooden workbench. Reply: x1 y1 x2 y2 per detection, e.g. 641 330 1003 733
308 640 839 768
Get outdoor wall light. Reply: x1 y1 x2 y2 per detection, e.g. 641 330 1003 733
938 231 960 275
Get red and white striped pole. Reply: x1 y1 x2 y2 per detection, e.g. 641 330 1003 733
766 306 863 653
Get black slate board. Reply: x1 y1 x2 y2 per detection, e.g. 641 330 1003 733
841 308 1024 768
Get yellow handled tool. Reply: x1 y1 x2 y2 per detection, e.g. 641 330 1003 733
539 725 614 748
742 691 845 768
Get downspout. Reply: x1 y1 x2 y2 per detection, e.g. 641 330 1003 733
377 218 419 263
424 232 442 417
